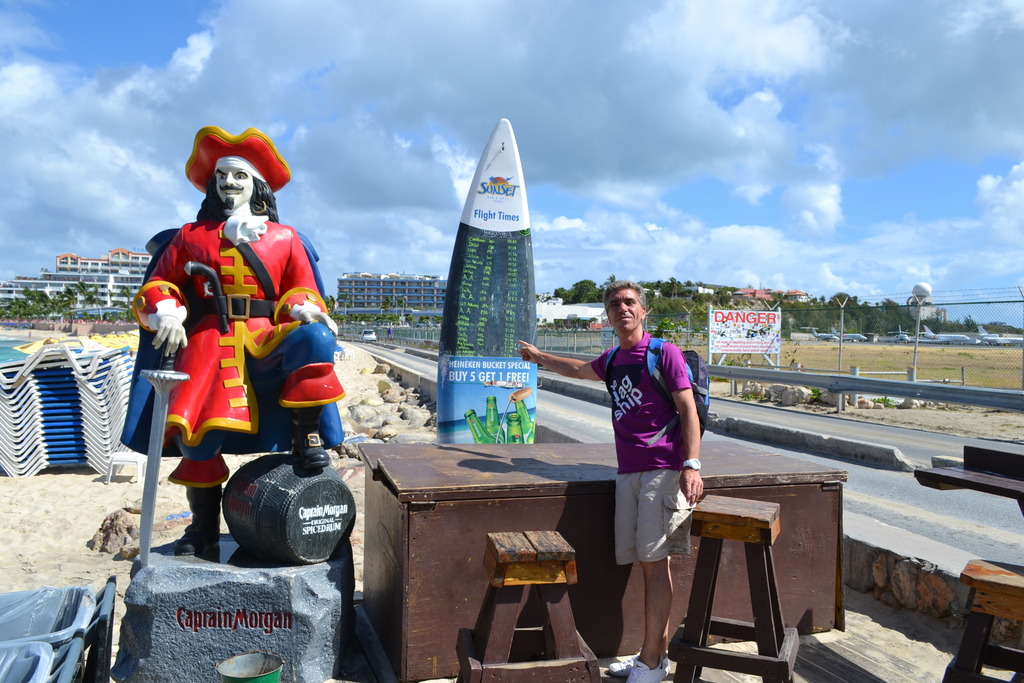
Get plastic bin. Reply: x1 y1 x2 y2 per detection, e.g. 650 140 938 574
0 587 95 647
0 641 53 683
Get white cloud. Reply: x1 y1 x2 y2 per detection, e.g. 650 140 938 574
0 7 52 54
533 216 587 233
0 63 58 116
977 163 1024 239
627 0 832 81
782 183 843 234
168 32 213 80
430 135 476 208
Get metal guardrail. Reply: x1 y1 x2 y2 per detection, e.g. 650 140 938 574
376 335 1024 412
709 364 1024 412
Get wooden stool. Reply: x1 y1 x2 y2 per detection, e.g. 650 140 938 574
668 495 799 683
456 530 600 683
943 559 1024 682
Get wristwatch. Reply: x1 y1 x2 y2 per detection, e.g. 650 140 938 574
682 459 701 471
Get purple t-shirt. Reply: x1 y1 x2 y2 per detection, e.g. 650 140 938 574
592 333 693 473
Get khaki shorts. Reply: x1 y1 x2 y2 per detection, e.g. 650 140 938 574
614 469 694 565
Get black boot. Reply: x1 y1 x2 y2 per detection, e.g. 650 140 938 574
174 485 222 556
292 407 331 471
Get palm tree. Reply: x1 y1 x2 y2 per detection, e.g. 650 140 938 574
23 290 56 320
71 281 102 317
72 281 90 306
55 289 77 322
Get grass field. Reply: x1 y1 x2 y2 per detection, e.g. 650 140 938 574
715 341 1024 390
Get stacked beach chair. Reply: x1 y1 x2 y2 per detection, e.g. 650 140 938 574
0 341 135 478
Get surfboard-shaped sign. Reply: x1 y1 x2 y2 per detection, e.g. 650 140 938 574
436 119 537 444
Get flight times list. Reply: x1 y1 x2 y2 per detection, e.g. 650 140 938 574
439 223 536 357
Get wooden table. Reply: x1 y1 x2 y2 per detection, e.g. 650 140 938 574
360 442 848 682
914 445 1024 517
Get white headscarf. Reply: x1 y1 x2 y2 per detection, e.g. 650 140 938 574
216 156 266 183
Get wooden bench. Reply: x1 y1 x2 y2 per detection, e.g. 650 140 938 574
669 495 799 683
943 559 1024 682
915 446 1024 518
456 530 600 683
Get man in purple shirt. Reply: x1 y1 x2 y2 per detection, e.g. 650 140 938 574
519 280 702 683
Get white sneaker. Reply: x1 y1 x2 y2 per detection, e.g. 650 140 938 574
607 654 638 677
615 655 669 682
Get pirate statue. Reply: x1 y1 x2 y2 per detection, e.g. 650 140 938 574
122 126 346 556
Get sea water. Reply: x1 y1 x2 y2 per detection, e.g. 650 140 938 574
0 339 25 364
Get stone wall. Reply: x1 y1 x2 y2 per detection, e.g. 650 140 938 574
845 536 1024 647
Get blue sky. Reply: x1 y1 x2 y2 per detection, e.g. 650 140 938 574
3 0 1024 304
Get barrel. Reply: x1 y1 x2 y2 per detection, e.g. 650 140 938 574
222 453 356 565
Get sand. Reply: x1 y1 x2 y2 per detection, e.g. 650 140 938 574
0 332 998 680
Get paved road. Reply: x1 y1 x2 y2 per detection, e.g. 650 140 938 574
362 344 1024 565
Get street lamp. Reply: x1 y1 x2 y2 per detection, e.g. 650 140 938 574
908 282 931 379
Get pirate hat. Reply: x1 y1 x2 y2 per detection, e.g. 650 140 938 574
185 126 291 193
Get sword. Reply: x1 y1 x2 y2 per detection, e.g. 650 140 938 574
137 363 189 567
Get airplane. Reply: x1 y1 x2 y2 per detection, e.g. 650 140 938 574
886 326 911 343
919 325 979 345
803 327 839 341
831 327 867 342
977 325 1024 346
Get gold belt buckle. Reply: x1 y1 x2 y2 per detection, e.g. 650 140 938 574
226 294 251 320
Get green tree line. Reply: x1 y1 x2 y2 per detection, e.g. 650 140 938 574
547 279 1016 336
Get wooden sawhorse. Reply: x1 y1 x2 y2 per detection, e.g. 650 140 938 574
456 530 600 683
669 495 799 683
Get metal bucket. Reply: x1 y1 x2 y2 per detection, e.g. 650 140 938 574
216 651 284 683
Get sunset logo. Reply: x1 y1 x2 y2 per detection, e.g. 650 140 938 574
477 176 519 197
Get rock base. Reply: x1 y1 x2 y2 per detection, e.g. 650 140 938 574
112 537 355 683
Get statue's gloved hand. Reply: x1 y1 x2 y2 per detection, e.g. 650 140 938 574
291 302 338 335
150 301 188 356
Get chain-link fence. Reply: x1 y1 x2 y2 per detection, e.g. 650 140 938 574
642 299 1024 391
775 300 1024 390
353 298 1024 392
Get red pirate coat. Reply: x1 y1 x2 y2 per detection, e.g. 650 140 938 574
133 220 343 448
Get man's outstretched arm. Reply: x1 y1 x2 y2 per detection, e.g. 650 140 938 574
518 340 600 381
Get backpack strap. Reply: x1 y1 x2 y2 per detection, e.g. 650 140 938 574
602 345 620 406
644 338 679 445
646 338 671 403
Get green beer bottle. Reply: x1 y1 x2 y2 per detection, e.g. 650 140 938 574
465 409 496 444
513 398 534 443
485 396 500 436
506 412 523 443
